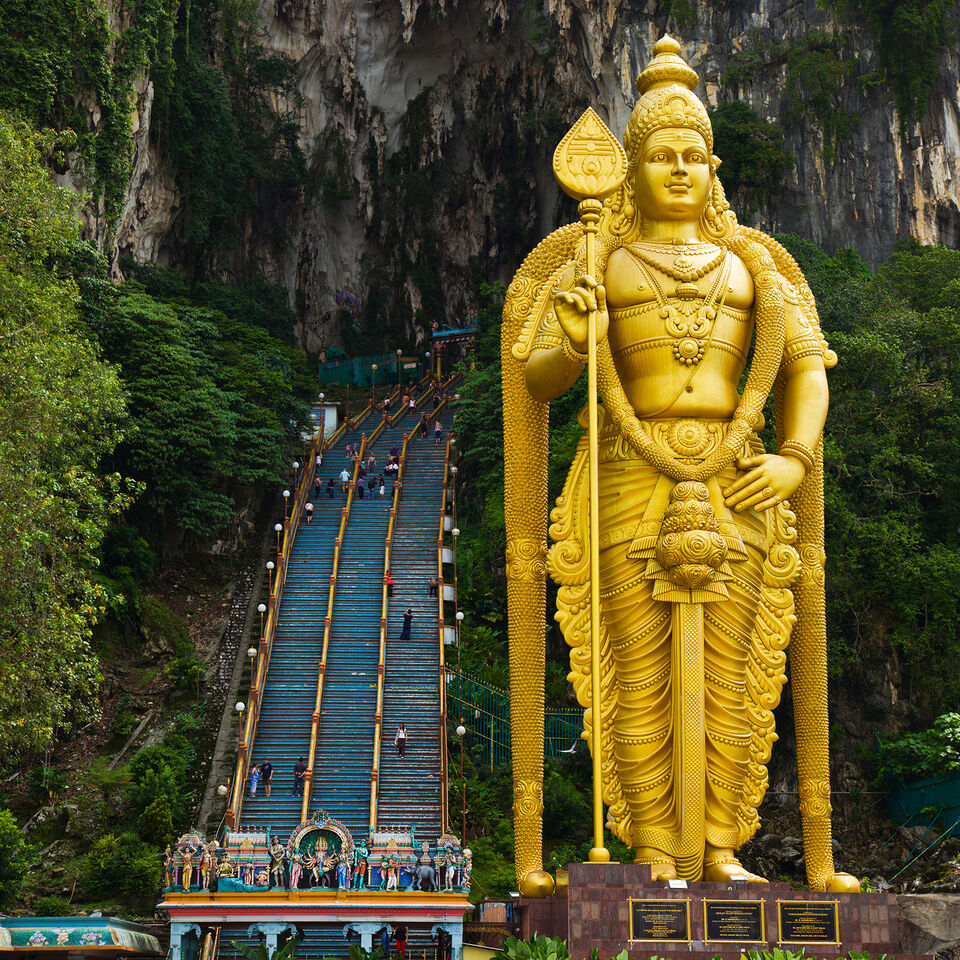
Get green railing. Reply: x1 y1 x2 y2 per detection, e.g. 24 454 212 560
318 352 421 387
446 669 583 769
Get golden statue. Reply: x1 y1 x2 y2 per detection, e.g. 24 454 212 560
502 36 859 896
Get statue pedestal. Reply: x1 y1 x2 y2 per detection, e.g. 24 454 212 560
519 863 931 959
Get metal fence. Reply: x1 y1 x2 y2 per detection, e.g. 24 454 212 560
318 352 422 387
445 669 583 770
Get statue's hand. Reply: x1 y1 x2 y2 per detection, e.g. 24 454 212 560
554 275 608 354
722 454 806 513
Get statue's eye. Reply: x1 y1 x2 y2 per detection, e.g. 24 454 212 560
652 152 669 162
688 152 704 162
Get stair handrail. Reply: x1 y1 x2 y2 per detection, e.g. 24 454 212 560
437 432 453 835
368 428 412 832
301 428 368 818
226 425 326 828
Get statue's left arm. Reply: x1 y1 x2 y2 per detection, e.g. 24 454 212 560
724 280 828 513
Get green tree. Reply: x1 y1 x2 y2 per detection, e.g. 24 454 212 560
780 235 960 708
0 810 31 907
709 100 794 220
0 113 131 754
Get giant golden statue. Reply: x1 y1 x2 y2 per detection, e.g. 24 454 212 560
502 36 859 896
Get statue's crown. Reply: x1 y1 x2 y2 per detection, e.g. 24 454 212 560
625 34 712 159
636 35 700 95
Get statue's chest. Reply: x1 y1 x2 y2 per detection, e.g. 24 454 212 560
608 297 753 370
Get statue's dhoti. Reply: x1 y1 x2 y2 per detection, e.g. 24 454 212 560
551 414 798 878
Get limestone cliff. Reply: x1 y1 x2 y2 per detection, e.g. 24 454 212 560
106 0 960 348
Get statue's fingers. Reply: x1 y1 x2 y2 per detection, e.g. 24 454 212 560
732 488 770 512
724 473 767 504
568 292 588 313
736 455 766 469
579 274 598 289
753 495 780 512
723 469 765 497
595 284 608 313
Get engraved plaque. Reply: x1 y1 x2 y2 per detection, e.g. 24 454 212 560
628 899 690 942
703 899 765 943
778 900 840 944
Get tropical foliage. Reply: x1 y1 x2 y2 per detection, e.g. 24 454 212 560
0 113 130 753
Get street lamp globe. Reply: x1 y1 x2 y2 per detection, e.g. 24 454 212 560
235 701 245 714
456 725 466 738
266 561 275 571
247 647 257 660
274 523 283 533
282 489 290 499
319 392 325 402
257 603 267 614
292 461 299 470
450 466 458 475
456 611 464 622
217 784 228 798
452 527 460 537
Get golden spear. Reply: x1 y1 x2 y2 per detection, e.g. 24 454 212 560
553 108 627 861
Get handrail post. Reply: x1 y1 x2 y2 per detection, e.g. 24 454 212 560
302 426 367 820
227 421 323 828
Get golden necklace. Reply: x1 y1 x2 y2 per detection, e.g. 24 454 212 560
625 248 732 366
625 242 725 300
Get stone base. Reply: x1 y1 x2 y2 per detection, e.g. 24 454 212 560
516 863 933 959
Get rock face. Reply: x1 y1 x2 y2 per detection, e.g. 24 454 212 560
899 894 960 958
102 0 960 346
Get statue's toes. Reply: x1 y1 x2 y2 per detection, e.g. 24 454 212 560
825 872 861 893
519 870 556 898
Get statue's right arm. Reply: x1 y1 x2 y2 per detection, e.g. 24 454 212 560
524 344 585 402
522 274 607 403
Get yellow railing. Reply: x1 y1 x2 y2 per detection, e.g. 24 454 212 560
437 432 453 834
368 428 412 832
301 428 369 818
226 421 332 829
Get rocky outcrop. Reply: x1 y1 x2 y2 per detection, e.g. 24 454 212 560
96 0 960 346
899 894 960 958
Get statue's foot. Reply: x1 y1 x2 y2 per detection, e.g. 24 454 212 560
634 847 677 881
703 848 768 883
519 870 556 898
825 871 861 893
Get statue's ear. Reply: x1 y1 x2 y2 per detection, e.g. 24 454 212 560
710 154 722 173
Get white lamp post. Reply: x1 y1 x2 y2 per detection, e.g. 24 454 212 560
456 724 467 840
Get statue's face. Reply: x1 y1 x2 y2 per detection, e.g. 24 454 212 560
633 127 712 221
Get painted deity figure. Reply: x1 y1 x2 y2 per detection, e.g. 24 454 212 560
179 847 194 893
199 847 210 891
337 852 351 890
269 838 286 888
303 850 320 887
322 850 339 886
352 840 368 890
441 846 459 892
383 855 399 891
243 858 254 886
503 36 859 895
163 846 174 889
461 850 472 893
218 852 235 878
289 851 302 889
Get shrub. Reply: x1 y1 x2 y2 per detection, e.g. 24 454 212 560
0 809 31 907
34 894 73 916
81 832 161 907
138 795 174 847
876 713 960 784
